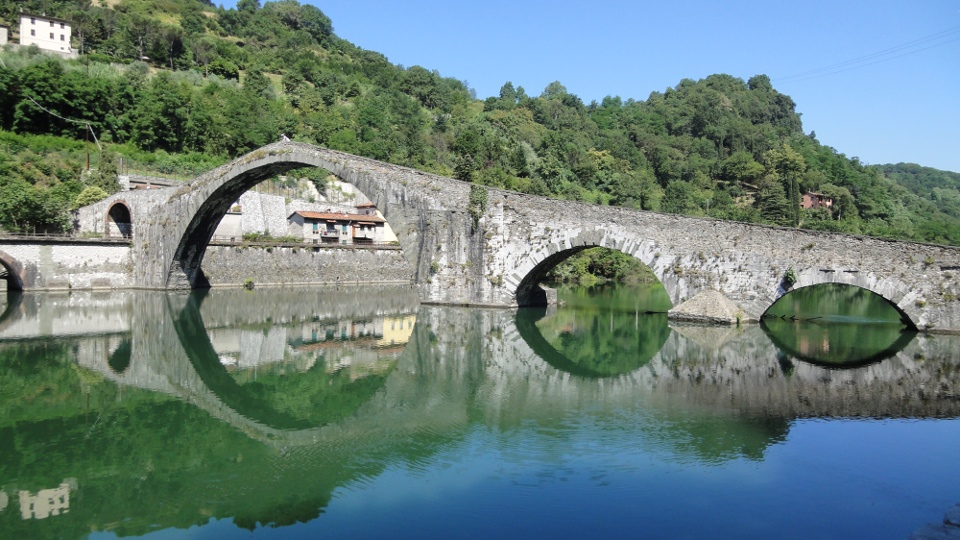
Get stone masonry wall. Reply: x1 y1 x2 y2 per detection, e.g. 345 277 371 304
0 241 132 289
201 245 414 288
0 240 412 292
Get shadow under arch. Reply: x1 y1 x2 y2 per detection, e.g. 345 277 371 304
515 246 594 306
168 290 398 431
515 305 671 378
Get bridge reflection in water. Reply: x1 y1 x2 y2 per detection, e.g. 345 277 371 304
0 286 958 538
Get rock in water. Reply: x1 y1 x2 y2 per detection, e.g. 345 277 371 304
667 289 745 325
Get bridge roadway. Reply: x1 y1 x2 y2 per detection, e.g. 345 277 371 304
2 142 960 331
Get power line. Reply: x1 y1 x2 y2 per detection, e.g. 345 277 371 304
25 95 102 152
773 25 960 84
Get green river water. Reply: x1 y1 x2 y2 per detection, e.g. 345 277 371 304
0 283 958 539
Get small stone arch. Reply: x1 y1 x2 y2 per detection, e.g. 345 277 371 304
105 201 133 238
0 250 26 291
512 229 675 306
770 275 919 330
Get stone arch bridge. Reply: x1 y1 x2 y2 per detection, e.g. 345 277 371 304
11 142 960 332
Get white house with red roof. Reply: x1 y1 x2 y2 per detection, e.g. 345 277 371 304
288 210 387 245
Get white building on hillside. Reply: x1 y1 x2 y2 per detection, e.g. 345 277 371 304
0 25 9 46
19 13 74 56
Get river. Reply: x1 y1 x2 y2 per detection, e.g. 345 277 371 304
0 283 958 539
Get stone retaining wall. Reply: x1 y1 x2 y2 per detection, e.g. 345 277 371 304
0 240 413 291
0 241 133 289
201 245 414 288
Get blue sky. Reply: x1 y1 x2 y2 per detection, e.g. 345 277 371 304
222 1 960 173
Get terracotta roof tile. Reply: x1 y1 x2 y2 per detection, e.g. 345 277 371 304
290 210 385 223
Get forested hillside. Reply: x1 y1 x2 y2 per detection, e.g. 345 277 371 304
1 0 958 246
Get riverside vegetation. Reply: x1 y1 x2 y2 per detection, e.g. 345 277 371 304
1 0 959 248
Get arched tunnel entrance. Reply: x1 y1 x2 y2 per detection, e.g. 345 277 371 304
106 202 133 238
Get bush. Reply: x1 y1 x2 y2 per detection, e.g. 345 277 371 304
73 186 109 209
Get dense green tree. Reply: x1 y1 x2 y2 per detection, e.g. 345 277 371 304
721 150 764 187
763 144 806 226
0 0 955 243
755 174 791 226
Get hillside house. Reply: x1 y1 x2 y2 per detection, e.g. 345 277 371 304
19 13 74 56
288 210 386 245
1 25 9 46
802 192 834 210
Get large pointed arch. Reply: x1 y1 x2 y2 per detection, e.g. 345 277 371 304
137 143 430 290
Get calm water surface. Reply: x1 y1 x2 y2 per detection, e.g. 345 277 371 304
1 284 958 539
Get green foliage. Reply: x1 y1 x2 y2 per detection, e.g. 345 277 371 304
782 267 797 289
528 282 672 376
0 1 956 244
241 232 302 243
468 183 487 228
546 247 656 283
73 186 109 208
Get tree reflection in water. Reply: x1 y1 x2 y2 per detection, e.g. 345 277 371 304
175 291 405 429
518 306 671 377
517 281 672 377
762 283 916 368
0 285 959 539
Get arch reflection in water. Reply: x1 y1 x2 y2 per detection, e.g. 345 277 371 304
171 286 419 430
761 318 916 368
107 338 132 374
516 305 670 377
2 289 960 539
0 285 433 537
515 281 672 377
762 283 916 368
0 289 24 332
